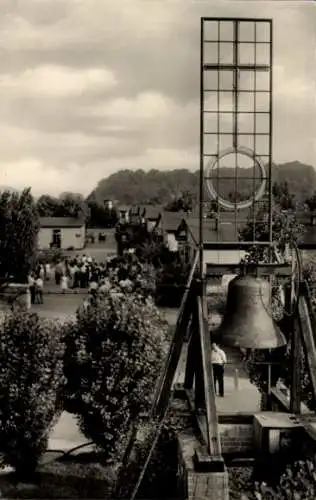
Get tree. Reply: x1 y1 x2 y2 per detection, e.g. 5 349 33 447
62 291 168 461
272 181 296 210
239 203 305 263
59 192 89 221
0 311 65 479
87 200 118 228
87 162 316 206
36 194 61 217
305 192 316 225
0 188 39 282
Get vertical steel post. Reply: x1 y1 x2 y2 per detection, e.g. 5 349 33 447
268 20 273 249
199 19 204 278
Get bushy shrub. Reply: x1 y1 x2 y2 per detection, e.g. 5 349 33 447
105 256 157 298
155 255 191 307
63 291 169 461
238 458 316 499
0 311 65 478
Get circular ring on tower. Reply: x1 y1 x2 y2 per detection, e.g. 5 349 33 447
205 146 267 211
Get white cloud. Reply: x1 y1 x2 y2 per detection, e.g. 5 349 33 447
0 65 117 97
274 64 315 100
93 92 174 121
0 147 198 196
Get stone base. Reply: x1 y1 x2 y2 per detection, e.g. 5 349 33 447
187 470 229 500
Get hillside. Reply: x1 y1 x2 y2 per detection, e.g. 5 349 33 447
88 161 316 205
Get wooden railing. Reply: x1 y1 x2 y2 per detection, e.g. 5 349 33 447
151 249 199 419
197 294 222 457
297 282 316 409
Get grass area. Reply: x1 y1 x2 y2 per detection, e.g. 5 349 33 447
0 453 117 499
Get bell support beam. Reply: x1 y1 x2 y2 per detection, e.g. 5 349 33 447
203 242 275 250
206 262 292 281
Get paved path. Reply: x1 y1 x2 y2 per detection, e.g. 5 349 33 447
173 321 261 414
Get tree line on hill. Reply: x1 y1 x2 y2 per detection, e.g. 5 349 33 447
32 161 316 226
88 161 316 206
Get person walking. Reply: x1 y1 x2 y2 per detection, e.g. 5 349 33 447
211 343 227 397
35 275 44 304
28 272 36 305
60 273 68 294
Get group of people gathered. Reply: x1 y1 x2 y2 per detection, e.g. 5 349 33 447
27 252 154 305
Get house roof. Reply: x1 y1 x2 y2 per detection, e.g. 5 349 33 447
39 217 85 228
161 211 184 231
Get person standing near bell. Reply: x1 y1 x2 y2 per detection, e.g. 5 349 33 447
211 343 227 397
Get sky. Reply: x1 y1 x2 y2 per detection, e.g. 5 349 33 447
0 0 315 196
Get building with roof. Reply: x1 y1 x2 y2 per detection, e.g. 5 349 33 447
38 217 86 250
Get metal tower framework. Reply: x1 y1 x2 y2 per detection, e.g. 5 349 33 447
199 18 273 271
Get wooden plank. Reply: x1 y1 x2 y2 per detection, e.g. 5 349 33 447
197 295 222 457
184 326 197 390
206 262 292 278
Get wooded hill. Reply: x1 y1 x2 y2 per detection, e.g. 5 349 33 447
88 161 316 206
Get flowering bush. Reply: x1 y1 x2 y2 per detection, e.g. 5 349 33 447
155 256 191 307
105 255 157 298
63 290 169 461
236 458 316 499
0 311 65 478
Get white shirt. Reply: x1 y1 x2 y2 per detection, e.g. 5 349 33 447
61 276 68 290
89 281 98 290
35 278 43 289
211 348 227 365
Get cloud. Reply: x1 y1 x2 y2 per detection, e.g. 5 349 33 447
274 64 315 101
0 0 314 196
0 65 117 97
0 147 197 196
92 92 174 121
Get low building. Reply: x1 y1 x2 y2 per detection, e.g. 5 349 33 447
38 217 86 250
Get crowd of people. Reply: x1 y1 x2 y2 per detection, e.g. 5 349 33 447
27 252 155 305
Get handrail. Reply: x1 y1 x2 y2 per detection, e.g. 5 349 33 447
150 249 199 419
297 288 316 408
302 280 316 329
197 295 222 456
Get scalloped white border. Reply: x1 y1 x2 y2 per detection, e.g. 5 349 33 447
205 145 267 210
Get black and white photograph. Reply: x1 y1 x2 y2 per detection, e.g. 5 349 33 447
0 1 315 499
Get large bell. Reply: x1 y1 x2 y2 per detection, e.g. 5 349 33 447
214 274 286 349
